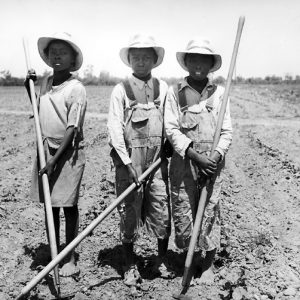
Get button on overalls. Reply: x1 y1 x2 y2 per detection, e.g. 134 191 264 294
112 78 171 243
169 84 224 251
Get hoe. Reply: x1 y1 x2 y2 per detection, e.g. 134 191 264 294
173 16 245 300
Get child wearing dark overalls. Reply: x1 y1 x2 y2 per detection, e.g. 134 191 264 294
165 38 233 283
107 34 174 286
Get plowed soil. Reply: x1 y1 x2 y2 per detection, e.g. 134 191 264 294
0 84 300 300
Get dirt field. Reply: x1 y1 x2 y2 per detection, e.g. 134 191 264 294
0 83 300 300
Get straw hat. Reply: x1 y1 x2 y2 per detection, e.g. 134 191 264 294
176 38 222 73
120 34 165 68
37 32 83 71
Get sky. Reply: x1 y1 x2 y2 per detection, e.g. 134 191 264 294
1 0 300 79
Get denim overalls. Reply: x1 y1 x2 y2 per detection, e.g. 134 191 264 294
169 83 224 251
112 78 171 243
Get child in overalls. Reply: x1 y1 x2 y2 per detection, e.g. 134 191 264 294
24 32 87 277
107 34 174 286
164 38 233 283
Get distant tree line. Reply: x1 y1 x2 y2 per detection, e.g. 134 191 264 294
0 70 52 86
1 67 300 86
233 74 300 85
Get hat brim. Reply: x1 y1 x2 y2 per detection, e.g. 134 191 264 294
120 46 165 68
37 37 83 72
176 50 222 73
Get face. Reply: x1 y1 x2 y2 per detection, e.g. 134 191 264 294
47 41 76 72
185 54 214 81
128 48 157 77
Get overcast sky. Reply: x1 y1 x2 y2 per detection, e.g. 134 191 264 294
1 0 299 79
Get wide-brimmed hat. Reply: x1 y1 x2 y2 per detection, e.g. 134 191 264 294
37 32 83 72
176 38 222 73
120 34 165 68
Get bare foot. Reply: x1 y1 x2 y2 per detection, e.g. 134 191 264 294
197 267 215 284
123 264 141 286
151 257 176 279
59 262 80 277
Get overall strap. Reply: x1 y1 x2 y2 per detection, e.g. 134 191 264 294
177 83 188 112
177 82 218 112
122 79 135 101
206 84 217 98
122 78 160 101
153 77 160 100
205 84 217 112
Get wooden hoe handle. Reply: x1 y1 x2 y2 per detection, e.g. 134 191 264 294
22 38 61 297
16 157 162 299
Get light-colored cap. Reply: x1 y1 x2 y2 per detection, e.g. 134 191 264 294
120 34 165 68
37 32 83 71
176 37 222 73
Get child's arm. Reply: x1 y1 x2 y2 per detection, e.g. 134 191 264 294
107 84 140 186
39 127 75 176
214 91 233 159
164 86 193 157
107 85 132 164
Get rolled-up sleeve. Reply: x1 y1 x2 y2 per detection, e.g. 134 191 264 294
164 86 193 158
214 89 233 158
107 84 131 165
66 83 87 129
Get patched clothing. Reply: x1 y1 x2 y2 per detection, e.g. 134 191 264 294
108 75 171 243
30 76 87 207
165 78 232 250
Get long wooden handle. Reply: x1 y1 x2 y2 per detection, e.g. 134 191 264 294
16 157 162 299
211 16 245 153
22 38 60 296
182 16 245 289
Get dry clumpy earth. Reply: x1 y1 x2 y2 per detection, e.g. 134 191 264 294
0 84 300 300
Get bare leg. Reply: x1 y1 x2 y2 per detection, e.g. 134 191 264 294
122 242 141 286
53 207 60 250
152 238 175 278
45 207 60 252
59 205 79 277
123 242 135 267
158 238 169 258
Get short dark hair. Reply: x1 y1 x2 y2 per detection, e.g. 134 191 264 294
44 40 77 60
128 47 158 64
184 53 215 68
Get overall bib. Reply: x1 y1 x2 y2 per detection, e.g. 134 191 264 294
170 84 223 251
112 79 171 243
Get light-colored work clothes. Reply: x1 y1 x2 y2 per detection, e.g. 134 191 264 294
31 75 87 207
165 78 233 251
108 75 171 243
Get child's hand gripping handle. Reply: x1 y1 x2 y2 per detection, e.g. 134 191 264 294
16 158 162 300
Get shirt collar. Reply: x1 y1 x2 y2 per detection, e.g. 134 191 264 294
130 75 153 90
179 76 213 93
